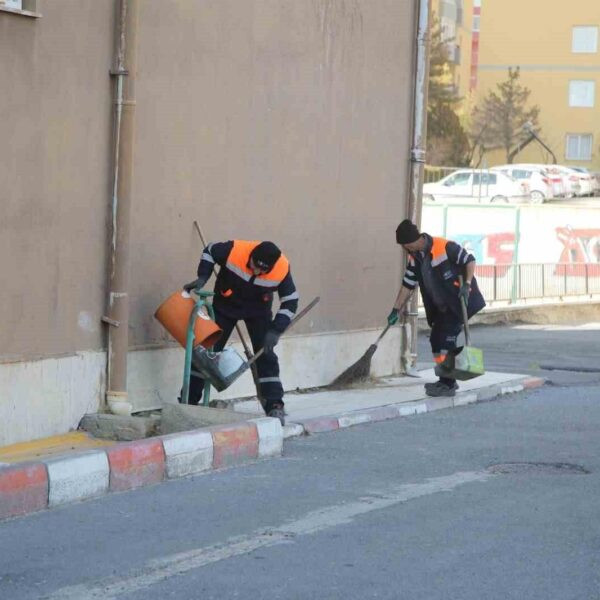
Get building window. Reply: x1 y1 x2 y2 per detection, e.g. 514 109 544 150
569 80 596 107
472 15 480 32
0 0 41 16
566 134 593 161
572 26 598 53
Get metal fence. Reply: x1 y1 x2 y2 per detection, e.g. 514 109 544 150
417 263 600 306
476 263 600 303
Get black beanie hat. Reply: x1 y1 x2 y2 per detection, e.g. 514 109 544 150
396 219 421 245
251 241 281 270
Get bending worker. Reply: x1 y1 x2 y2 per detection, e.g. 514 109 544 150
183 240 298 424
388 219 485 397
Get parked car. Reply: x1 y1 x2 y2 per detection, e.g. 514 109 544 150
491 165 553 203
546 165 579 198
517 163 583 198
422 169 529 203
591 172 600 195
569 167 598 196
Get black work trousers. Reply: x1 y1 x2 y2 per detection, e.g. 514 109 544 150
429 310 463 384
184 307 284 413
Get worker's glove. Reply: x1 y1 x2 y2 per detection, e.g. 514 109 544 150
183 276 207 293
387 308 400 326
263 329 280 354
458 281 471 303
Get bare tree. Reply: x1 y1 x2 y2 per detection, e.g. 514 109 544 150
470 67 540 164
426 17 470 166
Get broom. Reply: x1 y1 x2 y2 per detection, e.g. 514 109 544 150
329 323 392 387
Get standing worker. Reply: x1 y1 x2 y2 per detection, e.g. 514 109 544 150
183 240 298 424
388 219 485 397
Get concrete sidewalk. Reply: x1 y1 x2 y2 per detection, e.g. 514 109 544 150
0 370 543 521
234 369 544 436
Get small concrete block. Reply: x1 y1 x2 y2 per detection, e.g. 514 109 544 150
0 463 48 520
398 402 428 416
250 418 283 458
212 423 259 469
338 413 372 428
363 405 401 422
454 392 478 407
162 430 213 479
107 439 165 492
425 396 454 412
476 384 502 402
522 377 545 389
301 417 340 434
47 451 109 507
283 423 305 439
79 413 158 441
500 384 524 395
161 403 258 435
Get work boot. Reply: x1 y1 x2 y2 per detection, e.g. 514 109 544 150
425 379 459 392
424 380 457 397
267 406 286 426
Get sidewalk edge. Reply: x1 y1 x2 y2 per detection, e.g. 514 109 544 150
0 417 283 522
286 375 546 437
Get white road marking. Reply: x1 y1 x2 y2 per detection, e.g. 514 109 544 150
513 322 600 331
46 470 492 600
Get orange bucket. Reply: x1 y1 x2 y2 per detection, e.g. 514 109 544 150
154 290 222 349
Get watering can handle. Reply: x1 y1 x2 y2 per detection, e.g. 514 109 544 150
458 275 471 346
245 296 321 368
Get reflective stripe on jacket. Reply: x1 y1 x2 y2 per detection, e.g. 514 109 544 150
225 240 290 289
196 240 298 330
402 234 485 326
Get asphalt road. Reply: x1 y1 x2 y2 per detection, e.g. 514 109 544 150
1 377 600 599
418 321 600 386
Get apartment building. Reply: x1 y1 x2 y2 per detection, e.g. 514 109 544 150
475 0 600 168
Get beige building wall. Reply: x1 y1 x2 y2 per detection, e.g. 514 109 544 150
0 1 114 361
0 1 417 444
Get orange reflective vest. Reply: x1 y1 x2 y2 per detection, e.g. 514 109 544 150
224 240 290 289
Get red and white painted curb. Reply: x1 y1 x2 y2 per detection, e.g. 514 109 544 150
284 376 546 439
0 417 282 521
0 377 544 521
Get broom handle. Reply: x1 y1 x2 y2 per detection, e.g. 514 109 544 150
193 221 256 360
246 296 320 368
458 275 471 346
193 221 268 406
374 323 392 346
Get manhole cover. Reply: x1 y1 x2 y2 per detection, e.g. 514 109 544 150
487 462 590 475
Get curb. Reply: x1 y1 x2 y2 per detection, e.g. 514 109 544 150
0 377 544 521
284 376 546 439
0 417 282 522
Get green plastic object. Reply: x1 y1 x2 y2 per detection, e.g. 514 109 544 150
434 275 485 381
181 290 216 406
435 345 485 381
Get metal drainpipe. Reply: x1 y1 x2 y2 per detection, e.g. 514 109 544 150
102 0 139 415
401 0 432 374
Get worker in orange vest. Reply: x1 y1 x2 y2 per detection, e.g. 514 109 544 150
183 240 298 425
389 219 486 396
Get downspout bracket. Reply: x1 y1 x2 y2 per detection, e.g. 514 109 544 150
101 316 120 327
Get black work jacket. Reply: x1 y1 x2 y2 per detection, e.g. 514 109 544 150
403 234 486 326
